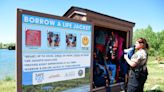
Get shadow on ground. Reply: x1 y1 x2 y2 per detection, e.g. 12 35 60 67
145 90 163 92
159 62 164 64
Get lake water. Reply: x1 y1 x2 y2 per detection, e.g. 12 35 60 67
0 49 16 80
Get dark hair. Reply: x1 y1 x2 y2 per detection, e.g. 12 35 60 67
137 38 149 49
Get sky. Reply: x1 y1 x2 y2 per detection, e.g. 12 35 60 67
0 0 164 43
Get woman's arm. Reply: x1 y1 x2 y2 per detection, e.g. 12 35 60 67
124 54 137 67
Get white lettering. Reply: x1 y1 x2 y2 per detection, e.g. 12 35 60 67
49 20 55 26
57 22 61 26
23 15 91 31
44 19 49 25
63 22 72 28
39 19 44 24
35 18 40 24
29 17 35 23
24 16 29 23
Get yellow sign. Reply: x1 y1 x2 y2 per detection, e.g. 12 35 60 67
82 36 89 46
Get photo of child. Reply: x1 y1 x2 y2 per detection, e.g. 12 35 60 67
47 31 60 47
47 31 53 46
54 34 60 46
66 34 76 47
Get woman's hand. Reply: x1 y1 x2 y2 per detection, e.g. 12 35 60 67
124 54 129 60
124 54 136 67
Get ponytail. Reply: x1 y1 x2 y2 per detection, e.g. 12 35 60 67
146 43 149 49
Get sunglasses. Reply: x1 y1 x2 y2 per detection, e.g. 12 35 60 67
138 41 144 43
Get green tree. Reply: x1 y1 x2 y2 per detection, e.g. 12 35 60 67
0 43 2 48
133 25 156 44
145 26 157 50
132 25 164 57
159 44 164 57
157 30 164 57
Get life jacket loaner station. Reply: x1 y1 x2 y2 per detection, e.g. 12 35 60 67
17 6 135 92
63 7 135 92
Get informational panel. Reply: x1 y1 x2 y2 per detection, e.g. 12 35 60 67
17 9 93 92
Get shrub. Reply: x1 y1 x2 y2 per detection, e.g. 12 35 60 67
4 76 12 81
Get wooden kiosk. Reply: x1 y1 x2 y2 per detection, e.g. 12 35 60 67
63 6 135 92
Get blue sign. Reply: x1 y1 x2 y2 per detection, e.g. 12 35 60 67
22 14 92 85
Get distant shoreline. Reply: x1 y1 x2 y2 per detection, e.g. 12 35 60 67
0 46 15 50
0 48 8 49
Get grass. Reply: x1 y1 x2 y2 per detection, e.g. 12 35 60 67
0 77 16 92
144 56 164 92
